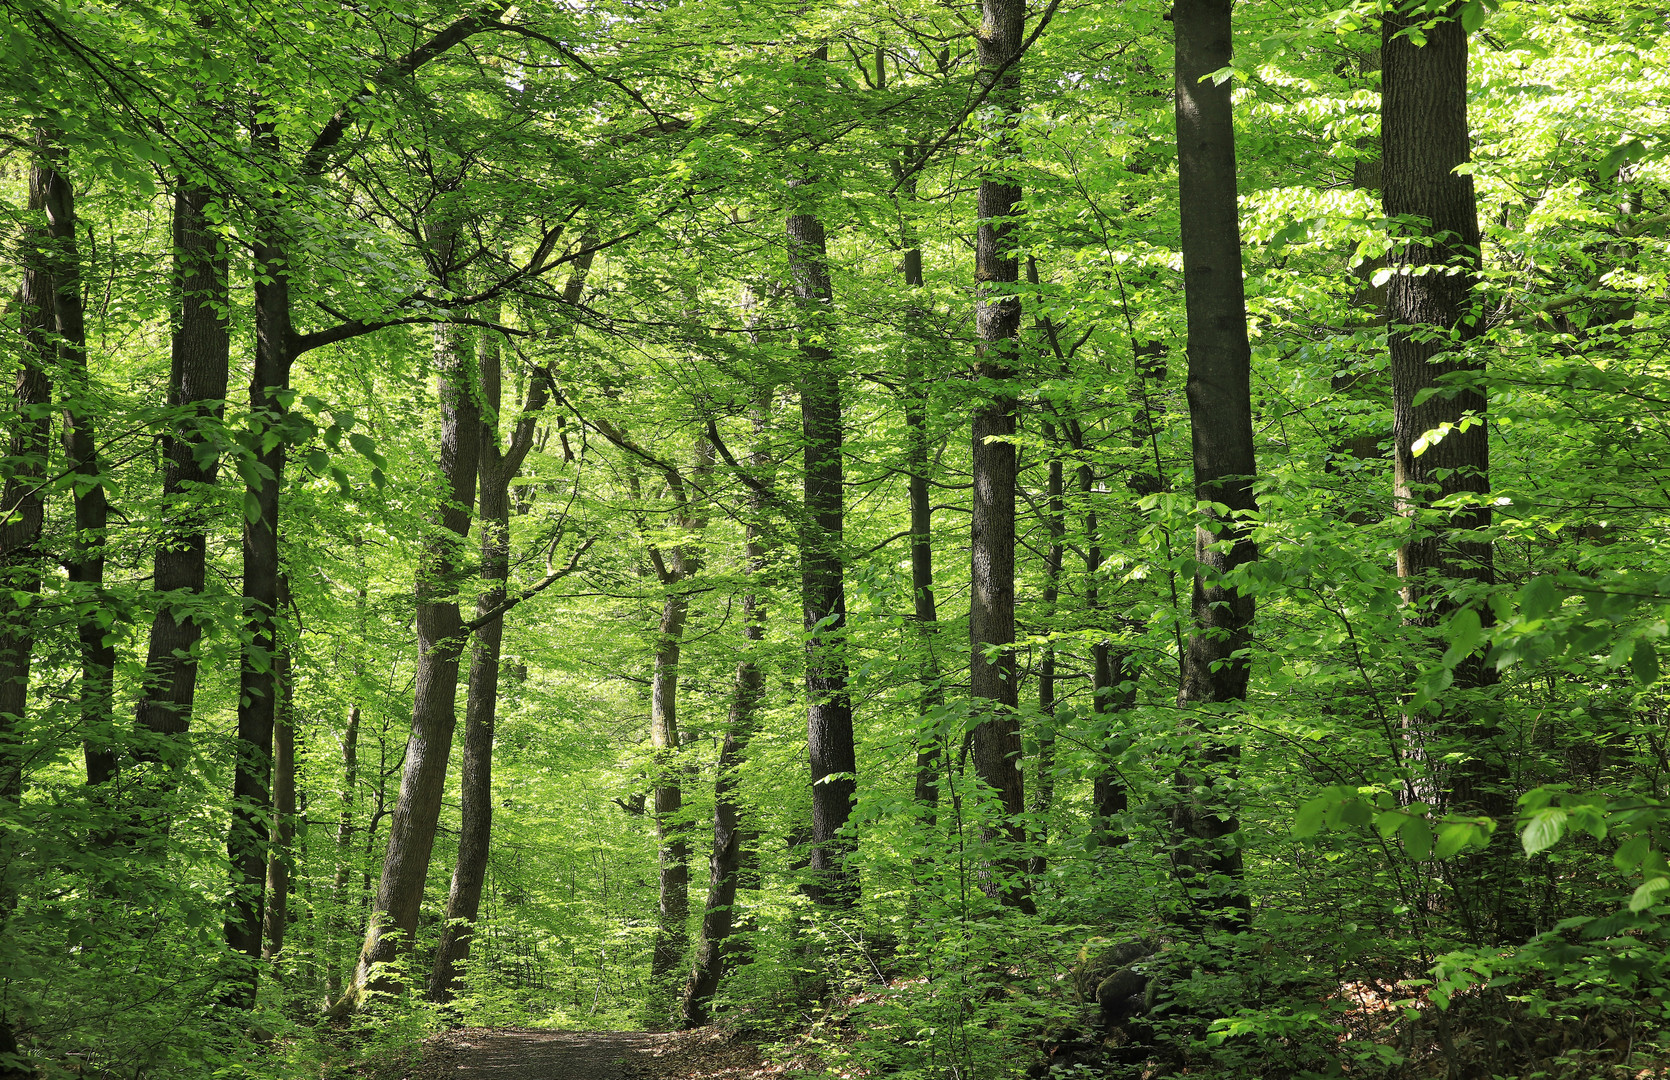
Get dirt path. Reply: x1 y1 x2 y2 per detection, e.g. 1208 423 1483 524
415 1026 767 1080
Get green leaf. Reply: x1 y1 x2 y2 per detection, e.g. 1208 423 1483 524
1518 576 1557 621
1293 796 1328 838
1629 876 1670 913
1460 0 1487 34
1614 834 1651 873
243 490 262 524
1522 807 1567 856
1400 816 1433 861
1434 822 1477 860
1632 638 1659 686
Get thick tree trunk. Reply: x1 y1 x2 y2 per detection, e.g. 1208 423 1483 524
133 181 229 772
1382 4 1497 801
789 180 857 907
263 629 296 962
224 113 292 1009
0 143 58 1077
33 140 114 791
1170 0 1258 932
346 312 481 1008
969 0 1029 909
682 397 771 1027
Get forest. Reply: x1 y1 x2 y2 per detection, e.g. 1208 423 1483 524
0 0 1667 1076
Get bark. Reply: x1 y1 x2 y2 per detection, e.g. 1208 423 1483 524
345 304 481 1007
682 395 772 1027
1382 5 1497 798
224 110 291 1010
329 703 360 1001
902 236 944 812
0 141 58 1077
430 250 594 1004
33 139 113 791
133 180 230 771
1171 0 1258 932
1028 431 1065 877
263 625 296 962
969 0 1029 909
788 116 857 905
648 437 711 985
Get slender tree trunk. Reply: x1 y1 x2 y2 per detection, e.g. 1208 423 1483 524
345 309 481 1008
788 116 857 905
969 0 1029 909
133 180 230 773
682 395 772 1027
329 703 360 1001
1029 432 1064 877
224 110 293 1009
902 235 944 812
33 139 113 792
263 624 296 962
430 250 594 1004
1170 0 1258 932
0 141 59 1078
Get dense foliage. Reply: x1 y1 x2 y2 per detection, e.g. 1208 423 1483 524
2 0 1669 1077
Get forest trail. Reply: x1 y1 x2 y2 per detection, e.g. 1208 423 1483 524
417 1026 767 1080
422 1029 655 1080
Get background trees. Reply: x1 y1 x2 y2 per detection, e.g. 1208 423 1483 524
3 0 1670 1078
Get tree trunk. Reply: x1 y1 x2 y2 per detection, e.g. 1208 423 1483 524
1170 0 1258 933
1382 4 1497 799
430 250 594 1004
902 238 944 812
789 152 857 907
133 180 230 773
0 139 59 1078
329 703 360 1001
33 138 113 792
345 310 481 1008
224 111 292 1009
263 626 296 962
1029 432 1065 877
969 0 1029 909
682 395 772 1027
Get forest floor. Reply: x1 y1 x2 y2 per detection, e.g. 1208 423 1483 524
403 1026 770 1080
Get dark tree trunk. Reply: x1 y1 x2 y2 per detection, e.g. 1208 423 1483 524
969 0 1029 909
1170 0 1258 932
33 140 113 792
682 396 772 1027
902 240 944 812
263 627 296 962
430 251 594 1004
789 173 857 907
329 702 360 1001
224 112 292 1009
648 438 711 985
1029 432 1065 877
133 181 229 772
0 143 58 1076
347 311 481 1007
1382 5 1497 801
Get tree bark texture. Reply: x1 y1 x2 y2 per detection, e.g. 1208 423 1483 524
0 144 58 1076
1172 0 1258 932
970 0 1028 908
223 109 296 1009
33 140 114 792
430 251 594 1004
1381 3 1500 806
133 182 230 770
263 628 296 962
682 396 771 1027
329 702 360 1001
789 197 857 907
648 437 711 985
347 310 481 1007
